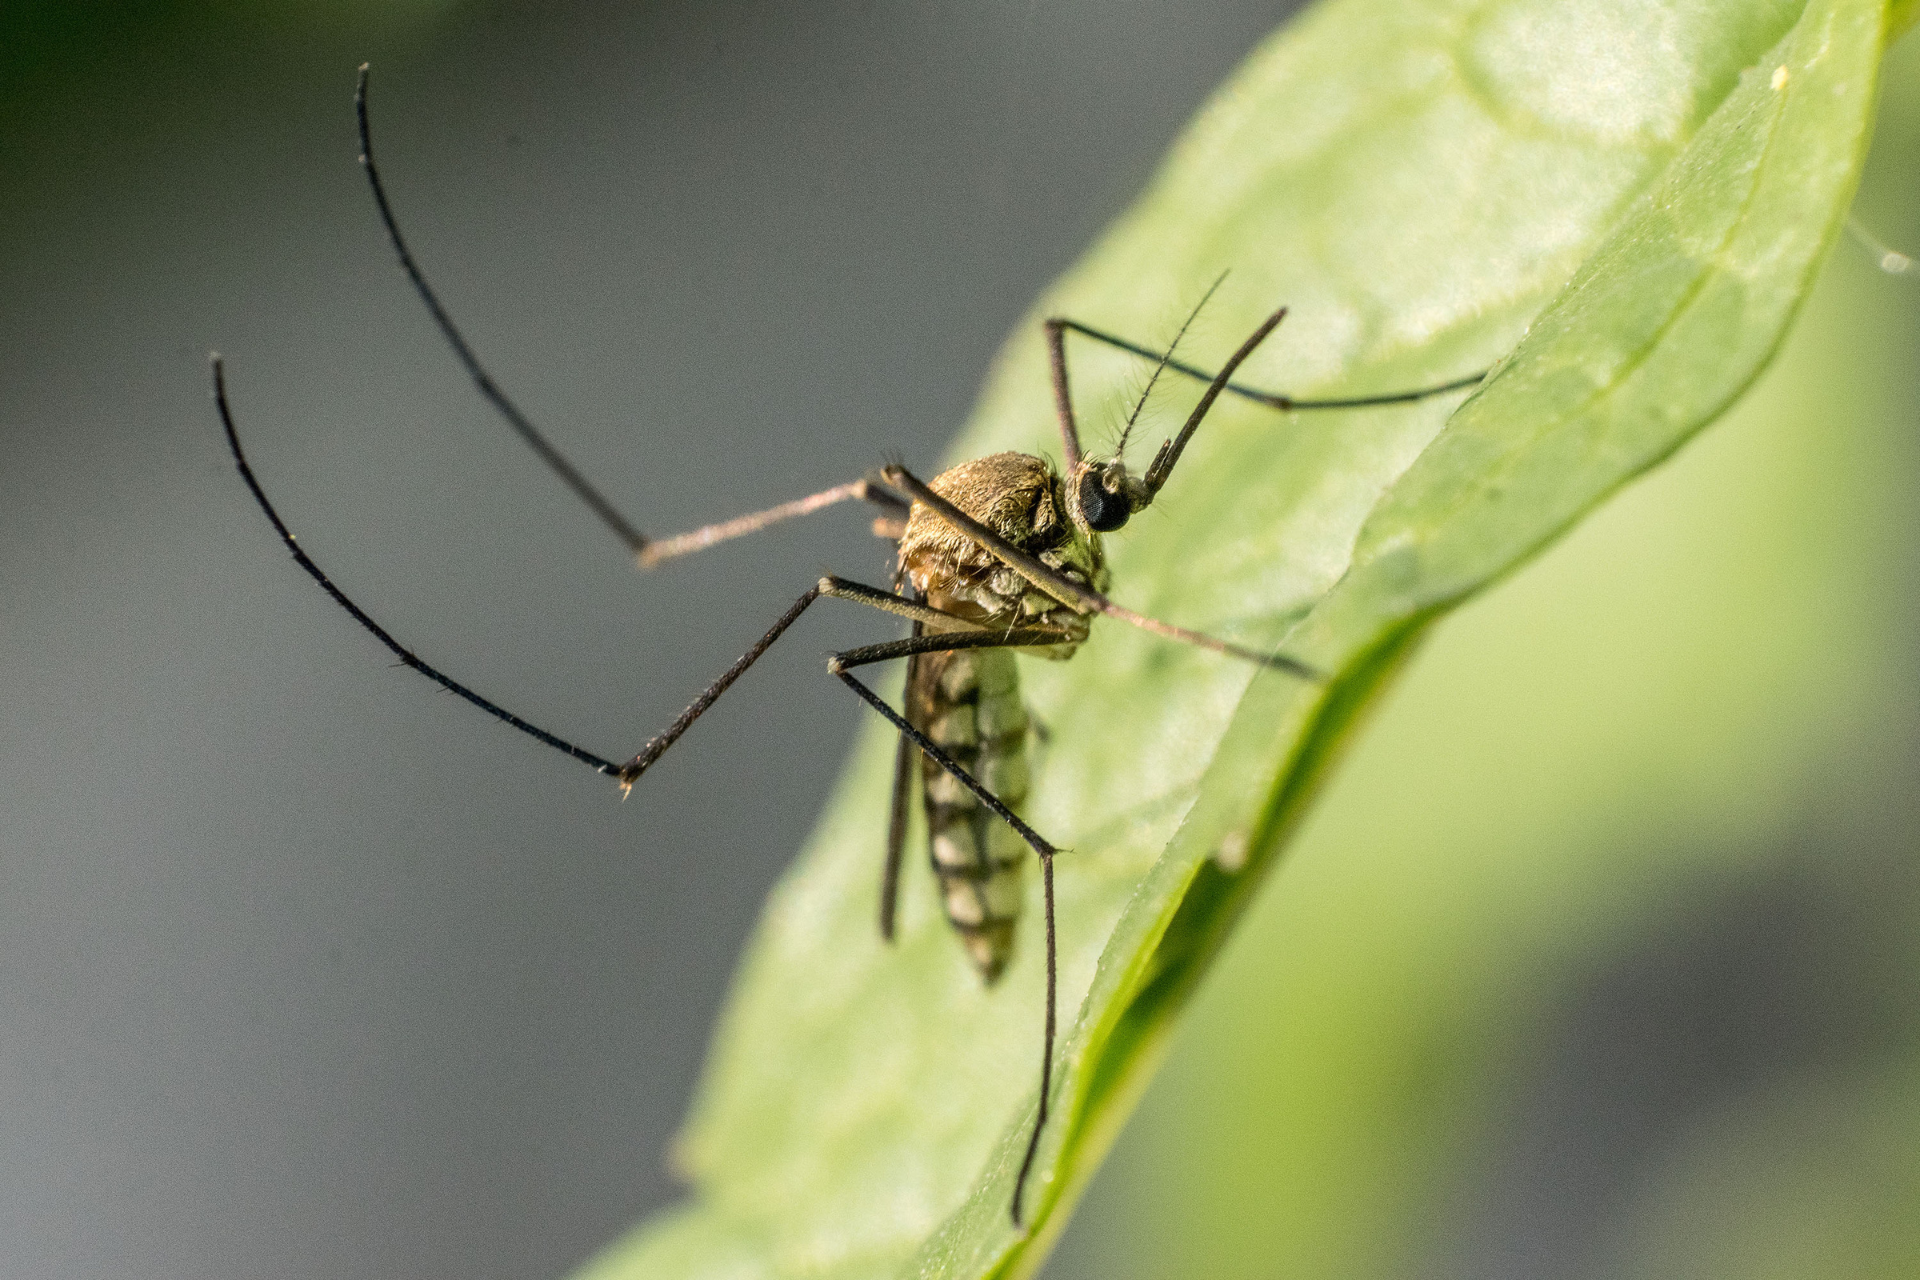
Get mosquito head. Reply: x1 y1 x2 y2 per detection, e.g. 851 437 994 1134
1066 456 1152 535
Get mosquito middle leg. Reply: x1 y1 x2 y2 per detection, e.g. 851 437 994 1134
828 630 1079 1230
881 640 920 944
214 356 625 775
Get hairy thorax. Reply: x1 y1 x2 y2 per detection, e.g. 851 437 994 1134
897 451 1103 654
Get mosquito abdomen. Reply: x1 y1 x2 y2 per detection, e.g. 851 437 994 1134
916 646 1031 983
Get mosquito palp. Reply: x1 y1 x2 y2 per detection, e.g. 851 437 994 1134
223 67 1489 1237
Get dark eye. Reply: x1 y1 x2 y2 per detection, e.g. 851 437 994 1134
1078 471 1129 533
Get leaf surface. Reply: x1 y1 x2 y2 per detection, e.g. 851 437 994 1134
578 0 1887 1275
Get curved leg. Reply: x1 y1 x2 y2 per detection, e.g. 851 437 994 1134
215 378 980 787
355 65 909 569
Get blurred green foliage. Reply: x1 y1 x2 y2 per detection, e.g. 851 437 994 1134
583 1 1900 1277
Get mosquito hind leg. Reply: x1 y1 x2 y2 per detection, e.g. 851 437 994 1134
356 65 912 571
637 480 910 569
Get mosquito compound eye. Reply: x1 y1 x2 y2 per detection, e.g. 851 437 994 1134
1077 470 1129 532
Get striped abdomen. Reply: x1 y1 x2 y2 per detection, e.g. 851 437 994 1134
909 644 1031 983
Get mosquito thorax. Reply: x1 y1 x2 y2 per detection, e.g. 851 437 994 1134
1066 458 1151 535
898 451 1105 637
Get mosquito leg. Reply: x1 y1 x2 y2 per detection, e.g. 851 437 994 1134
1051 273 1238 473
218 370 974 787
638 481 911 569
880 636 920 943
357 65 912 570
616 579 986 787
880 465 1319 677
829 629 1083 1230
831 629 1074 669
1050 315 1487 412
1044 318 1084 472
214 356 623 775
356 66 649 556
816 575 980 632
877 578 999 942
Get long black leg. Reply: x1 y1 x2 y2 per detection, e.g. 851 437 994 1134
880 638 918 944
1051 316 1486 412
215 356 621 774
829 631 1079 1230
1044 317 1084 472
356 65 909 568
216 369 979 788
832 629 1077 669
356 65 647 555
610 580 988 787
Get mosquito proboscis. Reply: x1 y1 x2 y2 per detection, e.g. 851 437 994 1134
213 65 1486 1230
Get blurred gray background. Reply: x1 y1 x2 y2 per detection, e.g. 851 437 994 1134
1 2 1298 1276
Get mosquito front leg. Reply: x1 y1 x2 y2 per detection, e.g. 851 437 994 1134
881 464 1319 677
1049 315 1487 412
1046 273 1233 470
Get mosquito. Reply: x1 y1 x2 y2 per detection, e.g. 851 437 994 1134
211 66 1485 1230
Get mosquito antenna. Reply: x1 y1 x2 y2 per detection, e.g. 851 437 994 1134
355 64 649 557
212 355 622 777
1115 271 1227 461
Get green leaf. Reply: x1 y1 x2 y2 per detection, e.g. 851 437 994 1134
577 0 1888 1276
